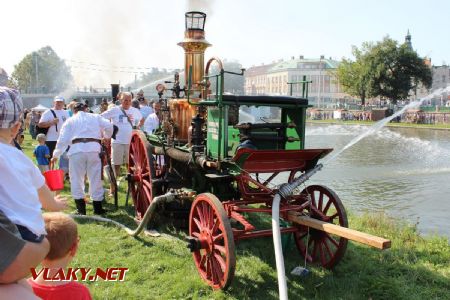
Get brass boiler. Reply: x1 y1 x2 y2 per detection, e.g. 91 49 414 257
168 98 196 142
170 11 210 143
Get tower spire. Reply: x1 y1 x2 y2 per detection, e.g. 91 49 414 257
405 29 412 50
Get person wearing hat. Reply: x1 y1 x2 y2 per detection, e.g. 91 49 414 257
135 90 153 120
0 87 67 298
51 102 113 215
38 96 70 158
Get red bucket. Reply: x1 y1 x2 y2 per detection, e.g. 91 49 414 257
44 169 65 191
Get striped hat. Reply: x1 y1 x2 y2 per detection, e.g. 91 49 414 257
0 87 23 128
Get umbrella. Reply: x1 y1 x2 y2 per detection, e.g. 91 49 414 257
31 104 49 112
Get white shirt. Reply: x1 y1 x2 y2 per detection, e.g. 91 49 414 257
101 106 142 144
53 111 113 159
140 105 154 120
0 143 46 235
143 113 160 134
39 109 70 141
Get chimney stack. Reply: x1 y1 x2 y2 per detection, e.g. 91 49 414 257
178 11 211 95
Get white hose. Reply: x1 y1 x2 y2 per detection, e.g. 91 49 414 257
271 163 323 300
272 194 288 300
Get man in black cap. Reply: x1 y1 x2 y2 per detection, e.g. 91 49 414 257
51 102 113 215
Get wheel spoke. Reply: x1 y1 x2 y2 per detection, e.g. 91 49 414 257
311 239 319 261
202 203 209 227
211 217 220 234
212 255 224 283
323 199 332 214
200 254 207 270
206 256 212 280
296 231 308 240
323 237 334 259
213 233 224 243
208 209 215 230
193 217 202 231
325 234 339 248
196 205 205 227
310 191 316 207
213 252 226 272
318 192 324 211
214 244 226 254
142 184 152 203
319 240 326 266
326 212 339 222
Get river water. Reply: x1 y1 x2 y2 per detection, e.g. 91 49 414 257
303 123 450 239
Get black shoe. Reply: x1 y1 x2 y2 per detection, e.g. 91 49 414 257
93 201 107 215
74 199 86 215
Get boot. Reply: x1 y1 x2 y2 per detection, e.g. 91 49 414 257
93 200 107 215
74 199 86 215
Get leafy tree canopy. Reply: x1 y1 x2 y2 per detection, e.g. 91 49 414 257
336 37 432 104
11 46 73 94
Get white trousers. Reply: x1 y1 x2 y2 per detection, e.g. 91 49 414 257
69 152 103 202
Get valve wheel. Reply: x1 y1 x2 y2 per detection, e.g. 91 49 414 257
292 185 348 269
189 193 236 290
128 131 164 220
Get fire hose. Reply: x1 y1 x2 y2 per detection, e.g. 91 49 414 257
70 192 175 237
271 163 323 300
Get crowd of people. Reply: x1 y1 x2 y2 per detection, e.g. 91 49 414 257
0 86 160 299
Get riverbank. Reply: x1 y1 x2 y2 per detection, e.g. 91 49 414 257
19 133 450 299
307 119 450 130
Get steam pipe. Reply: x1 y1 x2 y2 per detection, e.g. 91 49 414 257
271 163 323 300
152 146 217 169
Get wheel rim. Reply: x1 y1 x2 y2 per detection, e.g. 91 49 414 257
189 193 236 290
128 131 156 220
293 185 348 269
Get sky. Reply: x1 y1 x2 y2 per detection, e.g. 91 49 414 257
1 0 449 88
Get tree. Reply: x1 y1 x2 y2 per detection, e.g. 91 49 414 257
336 46 371 105
11 46 72 93
208 60 245 94
336 37 432 104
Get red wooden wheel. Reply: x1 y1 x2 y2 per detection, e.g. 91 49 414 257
189 193 236 290
128 131 164 220
292 185 348 269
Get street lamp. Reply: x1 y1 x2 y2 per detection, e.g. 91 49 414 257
317 56 322 108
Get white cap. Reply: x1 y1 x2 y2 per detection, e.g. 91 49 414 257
54 96 65 102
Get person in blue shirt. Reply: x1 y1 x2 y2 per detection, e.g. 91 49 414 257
33 134 50 173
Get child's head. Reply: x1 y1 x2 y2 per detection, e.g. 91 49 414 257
0 87 23 140
36 133 46 144
42 213 79 262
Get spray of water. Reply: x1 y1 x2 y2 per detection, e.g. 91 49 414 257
132 73 182 93
324 87 450 164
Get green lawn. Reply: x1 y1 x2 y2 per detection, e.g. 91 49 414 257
21 132 450 299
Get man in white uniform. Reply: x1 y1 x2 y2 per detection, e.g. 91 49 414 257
38 96 70 157
101 92 142 178
52 103 113 215
143 102 161 134
135 90 153 120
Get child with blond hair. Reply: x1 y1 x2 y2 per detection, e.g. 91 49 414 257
33 133 51 173
28 212 92 300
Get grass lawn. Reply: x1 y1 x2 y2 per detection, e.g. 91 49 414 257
21 132 450 299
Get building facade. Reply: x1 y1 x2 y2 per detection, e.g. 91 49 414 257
244 56 346 107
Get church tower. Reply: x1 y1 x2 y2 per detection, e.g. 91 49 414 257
405 29 413 50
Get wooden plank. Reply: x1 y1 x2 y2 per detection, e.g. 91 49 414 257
287 212 391 250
